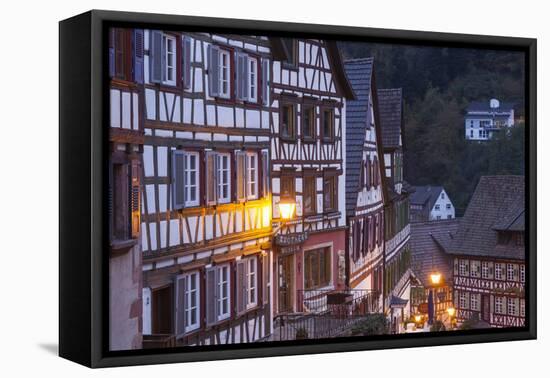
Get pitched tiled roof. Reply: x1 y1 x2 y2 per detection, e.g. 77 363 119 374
343 58 374 217
410 219 459 287
410 185 443 209
466 101 514 113
378 88 403 149
448 176 525 260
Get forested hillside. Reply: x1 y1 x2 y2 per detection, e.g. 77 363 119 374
339 42 525 215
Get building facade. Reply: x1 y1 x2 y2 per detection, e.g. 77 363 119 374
342 58 385 311
409 186 455 222
108 27 144 351
377 88 414 332
269 38 355 316
465 98 515 141
448 176 525 327
139 31 275 346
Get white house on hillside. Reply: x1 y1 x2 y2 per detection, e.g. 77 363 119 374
465 98 515 141
410 186 455 222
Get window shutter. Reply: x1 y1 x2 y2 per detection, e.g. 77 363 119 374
261 58 269 105
366 158 371 189
236 151 246 201
262 254 269 305
175 275 186 337
502 296 508 315
370 216 375 252
205 151 217 205
208 45 220 97
133 29 144 84
513 264 519 281
205 268 217 325
109 29 115 78
182 36 192 89
131 160 141 238
362 217 368 257
172 150 185 209
150 30 163 84
465 292 470 310
488 262 494 279
261 151 270 198
465 260 470 276
236 261 246 314
236 53 248 101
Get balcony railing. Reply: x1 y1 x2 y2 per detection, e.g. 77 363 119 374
297 289 380 316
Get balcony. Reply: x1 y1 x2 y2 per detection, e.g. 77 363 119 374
271 289 381 341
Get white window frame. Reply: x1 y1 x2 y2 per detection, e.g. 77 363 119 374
520 264 525 283
446 203 451 209
495 263 503 280
470 293 480 311
520 299 525 317
459 291 467 309
482 261 489 279
216 264 231 321
246 257 258 309
248 57 258 103
507 297 516 316
184 271 200 333
219 49 231 99
495 296 503 314
246 152 258 200
163 34 177 86
435 204 440 210
459 260 467 277
184 152 200 207
217 153 231 204
507 263 514 281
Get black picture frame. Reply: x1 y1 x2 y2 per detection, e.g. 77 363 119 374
59 9 537 368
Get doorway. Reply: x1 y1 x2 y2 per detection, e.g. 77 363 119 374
278 254 294 313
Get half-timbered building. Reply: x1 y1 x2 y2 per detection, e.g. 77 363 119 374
269 38 355 317
138 30 274 346
377 88 414 333
108 27 144 350
342 58 385 310
446 176 525 327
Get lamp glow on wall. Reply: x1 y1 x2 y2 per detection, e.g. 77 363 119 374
278 198 296 220
430 272 442 286
446 307 456 317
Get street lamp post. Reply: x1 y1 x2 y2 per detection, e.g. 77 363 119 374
429 272 442 326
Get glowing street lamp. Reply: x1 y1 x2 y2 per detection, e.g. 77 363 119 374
414 314 423 323
446 307 456 318
430 272 442 286
278 198 296 221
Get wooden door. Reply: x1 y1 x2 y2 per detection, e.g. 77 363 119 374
481 294 490 322
152 286 173 334
278 255 294 313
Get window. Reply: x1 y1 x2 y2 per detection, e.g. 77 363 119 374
184 152 200 207
217 153 231 203
471 260 480 278
323 174 337 213
280 171 295 200
303 174 317 215
436 216 441 220
520 264 525 283
470 120 474 127
470 293 480 311
441 192 445 199
520 299 525 317
246 258 258 309
109 28 129 80
246 152 258 200
248 58 258 102
459 291 468 309
110 160 139 241
281 104 296 139
435 204 440 210
163 34 177 86
446 203 451 209
459 260 468 277
495 296 503 314
281 38 297 67
184 272 200 332
322 108 335 142
302 106 315 141
217 265 230 321
447 215 452 219
470 129 474 138
482 261 490 279
304 247 331 289
516 232 524 246
507 264 515 281
495 263 504 280
508 297 517 316
219 49 231 98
